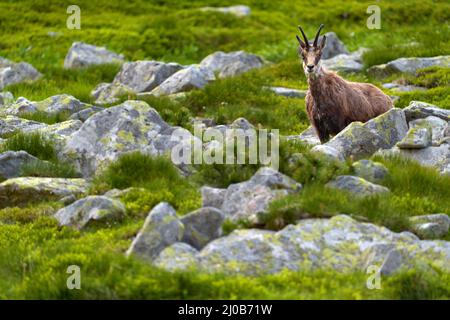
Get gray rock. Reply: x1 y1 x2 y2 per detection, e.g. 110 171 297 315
397 124 432 149
201 186 227 208
63 42 124 69
200 51 264 78
0 91 14 107
0 57 41 89
321 48 365 73
0 151 40 179
0 115 47 137
326 175 390 196
352 159 388 183
266 86 307 98
5 94 90 116
200 5 251 17
69 106 104 122
368 55 450 77
151 65 215 96
206 167 302 222
403 101 450 122
382 83 427 92
54 195 126 229
230 117 254 130
325 108 408 159
62 100 196 176
196 215 450 275
154 242 199 271
409 214 450 239
126 202 184 261
180 207 225 249
310 145 344 161
0 177 87 208
379 144 450 175
320 32 349 59
286 126 320 146
410 116 448 145
90 82 134 105
113 60 184 93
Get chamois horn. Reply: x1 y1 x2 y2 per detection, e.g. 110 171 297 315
313 24 324 47
297 25 309 45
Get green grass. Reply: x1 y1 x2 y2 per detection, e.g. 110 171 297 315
0 0 449 299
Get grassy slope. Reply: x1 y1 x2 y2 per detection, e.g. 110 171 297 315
0 0 449 299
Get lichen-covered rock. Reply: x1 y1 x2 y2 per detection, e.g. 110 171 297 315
379 144 450 175
62 100 195 176
326 175 390 197
266 86 307 98
0 116 47 137
322 49 365 73
154 242 199 271
0 177 87 208
403 101 450 122
150 65 215 96
180 207 225 249
199 51 264 78
382 82 427 92
4 94 90 116
396 125 432 149
325 108 408 159
126 202 184 261
113 61 183 93
205 167 302 222
0 151 41 179
310 144 344 161
69 106 104 122
368 55 450 77
90 82 134 105
54 195 126 229
0 91 14 107
38 119 82 137
200 5 251 17
197 215 450 275
352 159 388 183
409 116 448 145
201 186 227 208
0 57 41 89
64 42 124 69
286 126 320 146
409 214 450 239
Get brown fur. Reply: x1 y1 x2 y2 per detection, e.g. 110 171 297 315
305 69 393 143
297 24 393 143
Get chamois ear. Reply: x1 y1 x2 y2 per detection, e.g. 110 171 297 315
320 34 326 50
296 35 307 49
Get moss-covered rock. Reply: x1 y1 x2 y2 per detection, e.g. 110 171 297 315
326 175 390 197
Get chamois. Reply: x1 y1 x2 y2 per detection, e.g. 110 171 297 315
296 24 393 143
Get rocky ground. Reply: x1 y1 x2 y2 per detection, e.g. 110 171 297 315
0 0 449 299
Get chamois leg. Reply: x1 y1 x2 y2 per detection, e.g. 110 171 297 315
313 121 330 144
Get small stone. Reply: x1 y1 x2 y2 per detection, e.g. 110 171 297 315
200 51 264 78
154 242 199 271
352 159 388 183
200 5 251 17
64 42 124 69
266 86 307 98
310 145 344 161
0 151 40 179
396 125 432 149
409 214 450 239
326 175 390 197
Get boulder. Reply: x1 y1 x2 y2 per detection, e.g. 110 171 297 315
200 186 227 208
150 65 215 96
325 108 408 159
368 55 450 77
126 202 184 261
321 49 365 73
199 51 264 78
195 215 450 275
0 91 14 107
409 214 450 239
266 86 307 98
409 116 448 145
286 126 320 146
0 177 87 208
310 145 344 161
90 82 134 105
0 151 41 179
326 175 390 197
4 94 90 116
54 195 126 229
352 159 388 183
63 42 124 69
203 167 302 222
0 57 41 89
62 100 195 176
0 116 47 137
180 207 225 249
396 125 432 149
403 101 450 122
200 5 251 17
69 106 104 122
320 32 349 59
154 242 199 271
382 83 427 92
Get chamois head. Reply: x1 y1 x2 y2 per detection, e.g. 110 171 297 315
296 24 326 76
